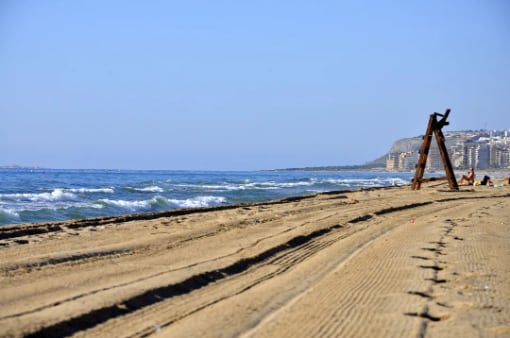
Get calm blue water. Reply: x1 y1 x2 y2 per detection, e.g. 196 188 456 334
0 169 414 226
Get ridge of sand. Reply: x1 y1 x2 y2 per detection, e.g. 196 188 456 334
1 185 509 337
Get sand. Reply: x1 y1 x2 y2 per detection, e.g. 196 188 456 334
1 183 509 337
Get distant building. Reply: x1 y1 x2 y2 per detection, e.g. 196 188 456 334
490 144 510 168
386 153 399 171
476 144 490 169
463 141 490 169
426 143 443 171
402 152 419 171
463 141 476 169
386 151 419 171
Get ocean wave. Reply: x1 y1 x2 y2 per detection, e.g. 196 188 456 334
125 186 164 193
171 181 312 191
387 178 409 186
317 177 409 187
0 202 105 225
259 180 316 188
97 196 169 211
65 187 115 194
0 189 78 202
0 207 20 222
168 196 227 208
171 183 233 191
7 201 103 213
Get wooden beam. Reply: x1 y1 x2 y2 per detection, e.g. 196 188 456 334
412 114 435 190
416 177 449 183
433 127 459 190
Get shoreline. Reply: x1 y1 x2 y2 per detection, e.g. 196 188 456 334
1 183 509 337
0 170 415 227
1 182 408 230
3 168 509 230
0 188 358 235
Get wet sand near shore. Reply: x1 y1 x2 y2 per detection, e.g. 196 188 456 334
1 184 509 337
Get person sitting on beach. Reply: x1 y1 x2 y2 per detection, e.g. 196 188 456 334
473 176 510 187
459 167 475 185
473 175 491 186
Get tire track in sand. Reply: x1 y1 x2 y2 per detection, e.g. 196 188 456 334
1 195 361 336
22 198 400 337
124 201 453 337
242 201 476 338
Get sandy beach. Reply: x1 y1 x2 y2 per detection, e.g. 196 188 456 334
1 183 509 337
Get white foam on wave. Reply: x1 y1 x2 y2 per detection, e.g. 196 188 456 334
222 180 314 191
0 200 104 218
267 180 316 188
389 178 409 186
99 199 151 210
171 183 243 192
66 187 115 194
0 189 78 202
128 186 164 193
97 196 168 211
168 196 227 208
0 207 20 220
172 181 312 191
318 177 410 187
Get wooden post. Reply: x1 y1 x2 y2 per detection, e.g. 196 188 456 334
412 114 435 190
433 127 459 190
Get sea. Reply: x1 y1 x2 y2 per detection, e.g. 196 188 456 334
0 169 416 226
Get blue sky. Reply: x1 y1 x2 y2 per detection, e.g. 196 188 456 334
1 1 509 170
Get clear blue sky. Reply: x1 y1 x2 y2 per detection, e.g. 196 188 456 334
1 1 509 170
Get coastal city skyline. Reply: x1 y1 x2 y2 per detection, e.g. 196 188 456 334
386 129 510 172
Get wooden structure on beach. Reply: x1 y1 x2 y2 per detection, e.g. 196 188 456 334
412 109 459 190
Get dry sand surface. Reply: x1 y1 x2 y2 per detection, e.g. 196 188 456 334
1 184 509 337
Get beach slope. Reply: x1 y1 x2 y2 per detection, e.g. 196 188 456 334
1 185 509 337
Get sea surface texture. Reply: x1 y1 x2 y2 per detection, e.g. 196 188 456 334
0 169 414 226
